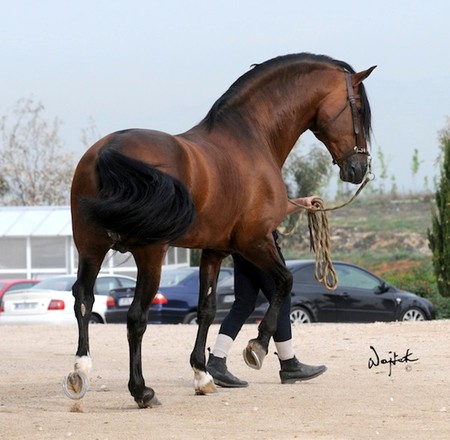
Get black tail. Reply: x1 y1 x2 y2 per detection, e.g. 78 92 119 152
81 148 195 245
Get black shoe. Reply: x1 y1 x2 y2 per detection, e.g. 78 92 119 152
206 353 248 388
278 355 327 384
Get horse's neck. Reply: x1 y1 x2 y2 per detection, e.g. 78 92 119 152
189 69 331 166
242 82 321 165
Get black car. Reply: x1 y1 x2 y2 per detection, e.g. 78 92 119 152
105 261 435 325
105 266 266 325
286 260 435 323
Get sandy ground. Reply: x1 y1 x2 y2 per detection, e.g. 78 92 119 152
0 321 449 440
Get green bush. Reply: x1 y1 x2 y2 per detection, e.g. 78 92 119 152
382 260 450 319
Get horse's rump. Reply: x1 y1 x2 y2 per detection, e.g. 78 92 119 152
80 148 195 246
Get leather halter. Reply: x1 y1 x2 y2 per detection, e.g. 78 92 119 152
313 72 370 166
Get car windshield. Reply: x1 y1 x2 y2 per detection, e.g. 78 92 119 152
159 268 196 287
31 277 76 291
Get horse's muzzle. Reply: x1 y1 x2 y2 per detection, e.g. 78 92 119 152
339 156 369 184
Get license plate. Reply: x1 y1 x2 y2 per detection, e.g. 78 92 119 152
118 297 133 307
15 302 38 310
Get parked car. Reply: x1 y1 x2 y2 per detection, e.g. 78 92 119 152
105 266 267 325
286 260 435 323
105 261 435 326
0 279 40 301
0 274 136 325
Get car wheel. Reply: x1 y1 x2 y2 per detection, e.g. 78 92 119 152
89 314 103 324
183 312 198 325
289 306 312 324
401 307 426 321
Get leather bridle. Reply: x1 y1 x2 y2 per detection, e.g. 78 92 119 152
312 72 370 167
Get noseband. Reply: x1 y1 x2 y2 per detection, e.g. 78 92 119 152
313 72 370 166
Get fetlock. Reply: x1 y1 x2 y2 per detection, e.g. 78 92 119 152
207 353 248 388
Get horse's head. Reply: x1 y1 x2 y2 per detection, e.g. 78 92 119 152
312 66 376 184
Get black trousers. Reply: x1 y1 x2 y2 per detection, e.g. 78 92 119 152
219 232 292 342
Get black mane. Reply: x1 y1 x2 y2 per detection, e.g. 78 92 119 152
201 52 372 142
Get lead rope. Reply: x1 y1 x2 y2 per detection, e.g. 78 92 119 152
286 197 338 290
283 174 373 291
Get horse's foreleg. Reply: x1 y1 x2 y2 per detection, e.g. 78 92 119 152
243 273 292 369
127 246 166 408
63 255 104 400
240 248 293 370
190 250 227 395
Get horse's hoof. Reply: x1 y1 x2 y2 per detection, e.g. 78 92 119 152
135 388 161 408
62 371 89 400
195 378 217 395
243 339 267 370
193 369 217 395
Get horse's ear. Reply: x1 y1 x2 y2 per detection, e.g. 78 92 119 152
353 66 377 85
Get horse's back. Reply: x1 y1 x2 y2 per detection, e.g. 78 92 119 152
71 126 287 250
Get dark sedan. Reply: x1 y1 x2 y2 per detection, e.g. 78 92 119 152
105 261 435 325
105 266 266 325
286 260 435 323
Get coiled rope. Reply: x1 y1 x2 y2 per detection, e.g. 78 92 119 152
286 197 338 290
284 174 373 291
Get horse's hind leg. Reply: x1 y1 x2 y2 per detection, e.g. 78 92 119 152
190 249 228 395
127 245 167 408
63 249 107 400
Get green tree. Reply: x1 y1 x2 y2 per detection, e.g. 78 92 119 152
428 122 450 297
411 148 421 175
282 144 333 198
279 144 332 241
376 147 388 195
411 148 423 192
0 97 75 205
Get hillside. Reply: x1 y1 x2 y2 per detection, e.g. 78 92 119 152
281 194 434 276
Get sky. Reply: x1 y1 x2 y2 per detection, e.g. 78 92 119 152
1 0 449 196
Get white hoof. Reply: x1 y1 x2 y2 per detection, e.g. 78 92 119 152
74 355 93 380
193 368 217 395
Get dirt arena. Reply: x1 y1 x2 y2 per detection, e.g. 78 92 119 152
1 321 449 439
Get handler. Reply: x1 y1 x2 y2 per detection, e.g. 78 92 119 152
207 196 327 387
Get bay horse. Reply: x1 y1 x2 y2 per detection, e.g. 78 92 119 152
64 53 375 408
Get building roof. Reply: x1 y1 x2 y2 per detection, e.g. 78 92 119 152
0 206 72 237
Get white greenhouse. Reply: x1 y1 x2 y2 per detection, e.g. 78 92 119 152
0 206 190 279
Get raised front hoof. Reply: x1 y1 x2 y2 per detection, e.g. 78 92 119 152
134 388 161 408
62 371 89 400
243 339 267 370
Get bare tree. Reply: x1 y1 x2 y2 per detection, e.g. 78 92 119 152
0 97 75 206
80 115 101 149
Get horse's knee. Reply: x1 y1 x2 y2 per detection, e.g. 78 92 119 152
72 280 94 319
197 305 215 326
257 267 293 341
127 304 148 338
196 289 216 325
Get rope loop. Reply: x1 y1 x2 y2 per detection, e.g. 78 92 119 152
307 198 338 290
280 173 374 290
279 174 374 290
280 197 338 290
